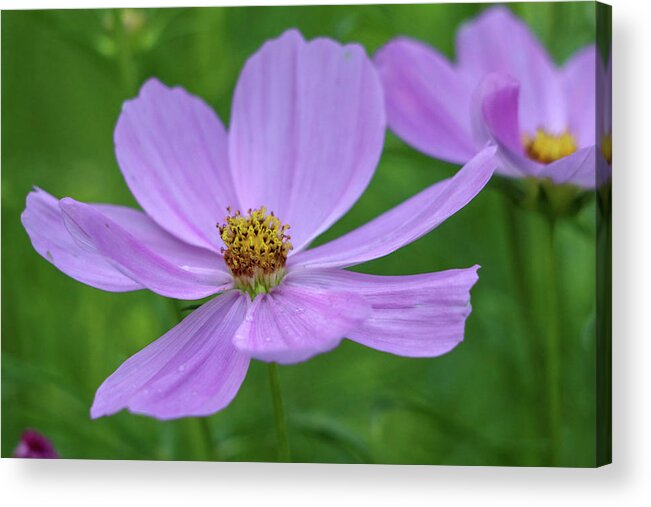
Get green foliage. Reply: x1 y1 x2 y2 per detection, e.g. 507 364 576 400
2 3 598 465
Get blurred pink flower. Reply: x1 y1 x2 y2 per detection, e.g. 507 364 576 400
13 430 59 459
376 6 600 188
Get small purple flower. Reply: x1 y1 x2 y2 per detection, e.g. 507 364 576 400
13 430 59 459
22 30 497 420
376 6 599 188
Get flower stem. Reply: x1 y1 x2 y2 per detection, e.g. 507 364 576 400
502 196 543 464
197 417 219 461
112 9 137 96
267 362 291 462
542 216 563 465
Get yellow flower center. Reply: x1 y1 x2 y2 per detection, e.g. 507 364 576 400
601 133 612 165
523 129 577 164
218 206 292 298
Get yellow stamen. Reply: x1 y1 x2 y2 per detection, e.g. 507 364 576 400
523 129 577 164
218 207 292 297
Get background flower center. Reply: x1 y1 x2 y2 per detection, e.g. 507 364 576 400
523 129 577 164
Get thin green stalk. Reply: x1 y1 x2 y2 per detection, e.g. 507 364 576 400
112 9 138 96
502 196 543 464
267 362 291 462
197 417 219 461
542 216 563 465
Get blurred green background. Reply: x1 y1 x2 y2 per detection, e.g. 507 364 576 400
2 2 598 465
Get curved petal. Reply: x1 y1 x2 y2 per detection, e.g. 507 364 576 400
91 291 249 420
232 280 370 364
288 266 479 357
476 73 525 154
60 198 231 299
537 146 597 189
94 203 231 281
457 6 566 134
115 78 238 252
21 188 143 292
374 37 476 164
476 73 538 178
289 146 497 270
229 29 385 252
562 45 597 148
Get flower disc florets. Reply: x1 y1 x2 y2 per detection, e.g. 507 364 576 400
524 129 577 164
219 206 293 298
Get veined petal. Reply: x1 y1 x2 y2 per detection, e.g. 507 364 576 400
289 147 497 270
21 188 142 292
91 291 249 420
114 78 238 252
562 45 597 148
288 267 479 356
232 281 370 364
60 198 231 299
229 29 385 252
375 37 476 164
457 6 566 134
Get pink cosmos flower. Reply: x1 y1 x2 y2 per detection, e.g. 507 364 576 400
375 6 599 188
13 429 59 459
22 30 497 420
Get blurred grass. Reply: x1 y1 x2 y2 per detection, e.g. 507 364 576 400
2 2 598 465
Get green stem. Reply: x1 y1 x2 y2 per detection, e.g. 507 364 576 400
112 9 137 96
267 362 291 462
197 417 219 461
502 197 543 465
542 216 563 465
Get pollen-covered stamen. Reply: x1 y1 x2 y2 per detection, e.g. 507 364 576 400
523 129 577 164
218 206 293 297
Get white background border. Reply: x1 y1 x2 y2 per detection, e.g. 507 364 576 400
1 0 649 505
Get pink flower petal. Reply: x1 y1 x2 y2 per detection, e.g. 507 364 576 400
375 37 476 164
91 291 249 420
115 78 238 252
229 29 385 252
60 197 230 299
475 73 539 178
289 146 496 270
21 189 142 292
288 266 479 357
562 45 597 148
232 280 370 364
457 6 566 134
